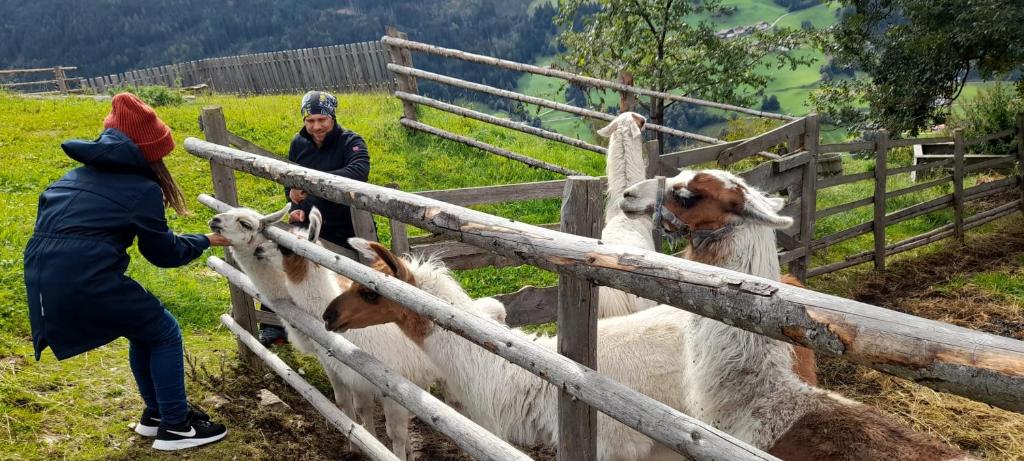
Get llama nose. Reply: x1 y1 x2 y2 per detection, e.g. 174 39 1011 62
323 309 338 326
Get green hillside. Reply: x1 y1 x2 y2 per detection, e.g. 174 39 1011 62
516 0 843 142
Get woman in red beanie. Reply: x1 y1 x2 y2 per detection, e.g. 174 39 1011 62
23 93 231 451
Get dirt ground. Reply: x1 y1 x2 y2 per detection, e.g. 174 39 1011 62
185 211 1024 460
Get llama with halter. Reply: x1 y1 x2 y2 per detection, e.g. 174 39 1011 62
619 169 972 460
325 238 716 461
595 111 659 317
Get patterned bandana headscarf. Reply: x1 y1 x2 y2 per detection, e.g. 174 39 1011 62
300 90 338 120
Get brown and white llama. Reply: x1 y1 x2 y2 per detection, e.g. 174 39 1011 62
596 111 659 317
326 238 715 461
598 113 816 383
619 169 972 460
261 208 439 460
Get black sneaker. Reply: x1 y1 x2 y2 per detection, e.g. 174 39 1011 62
152 412 227 451
134 405 211 437
258 324 288 347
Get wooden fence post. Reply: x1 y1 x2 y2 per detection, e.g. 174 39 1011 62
644 141 663 252
557 176 601 461
873 130 889 270
386 183 411 255
53 66 68 94
385 27 419 120
1017 114 1024 215
200 106 261 370
953 129 966 243
791 114 818 282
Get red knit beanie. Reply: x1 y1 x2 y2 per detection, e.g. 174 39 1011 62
103 93 175 162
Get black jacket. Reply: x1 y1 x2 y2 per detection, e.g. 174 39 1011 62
23 129 210 361
286 124 371 248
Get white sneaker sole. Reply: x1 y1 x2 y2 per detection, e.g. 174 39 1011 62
151 430 228 451
134 423 159 437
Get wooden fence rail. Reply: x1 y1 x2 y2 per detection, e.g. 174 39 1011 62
381 35 796 121
219 313 399 461
202 196 773 461
184 136 1024 414
0 66 81 94
806 125 1022 277
81 41 394 94
208 257 533 461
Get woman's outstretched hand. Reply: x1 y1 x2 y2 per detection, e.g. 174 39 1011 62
206 233 232 247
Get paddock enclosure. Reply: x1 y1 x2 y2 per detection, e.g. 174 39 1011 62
179 34 1024 460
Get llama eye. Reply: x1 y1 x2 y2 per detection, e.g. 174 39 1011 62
239 221 254 230
362 291 380 302
681 195 702 208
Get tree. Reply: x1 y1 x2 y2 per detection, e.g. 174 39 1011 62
814 0 1024 134
760 95 781 112
555 0 810 150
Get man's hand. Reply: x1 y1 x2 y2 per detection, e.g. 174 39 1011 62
289 209 306 223
206 233 232 247
288 189 308 204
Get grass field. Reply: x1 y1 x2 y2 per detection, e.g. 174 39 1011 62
0 90 595 460
2 88 1022 460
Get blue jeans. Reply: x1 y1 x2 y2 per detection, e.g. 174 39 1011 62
126 309 188 426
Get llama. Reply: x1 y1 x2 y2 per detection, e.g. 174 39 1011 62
326 238 708 461
619 169 972 460
596 112 659 317
208 204 319 355
262 208 439 461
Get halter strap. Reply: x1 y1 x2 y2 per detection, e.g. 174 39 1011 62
651 176 735 251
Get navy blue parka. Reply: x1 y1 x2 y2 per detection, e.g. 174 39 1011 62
23 129 210 361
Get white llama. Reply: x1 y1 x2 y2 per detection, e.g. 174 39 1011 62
619 169 971 460
263 208 439 461
596 112 659 317
208 204 318 355
327 238 708 461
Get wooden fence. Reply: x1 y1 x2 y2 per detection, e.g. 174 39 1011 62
0 66 82 94
80 41 394 95
806 121 1023 277
184 135 1024 461
380 33 1024 281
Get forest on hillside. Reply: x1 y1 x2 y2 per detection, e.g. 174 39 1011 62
0 0 560 107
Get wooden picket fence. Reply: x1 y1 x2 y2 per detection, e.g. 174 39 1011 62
81 40 395 94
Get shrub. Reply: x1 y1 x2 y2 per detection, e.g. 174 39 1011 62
947 82 1023 155
106 85 185 107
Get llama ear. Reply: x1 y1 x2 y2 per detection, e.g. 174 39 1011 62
259 203 291 229
627 112 645 137
365 240 413 282
349 237 378 261
307 207 323 243
741 192 794 229
348 238 413 282
597 112 644 139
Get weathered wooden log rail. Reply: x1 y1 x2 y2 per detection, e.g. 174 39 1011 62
219 312 399 461
202 199 774 461
185 137 1024 413
381 35 797 122
209 256 535 461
